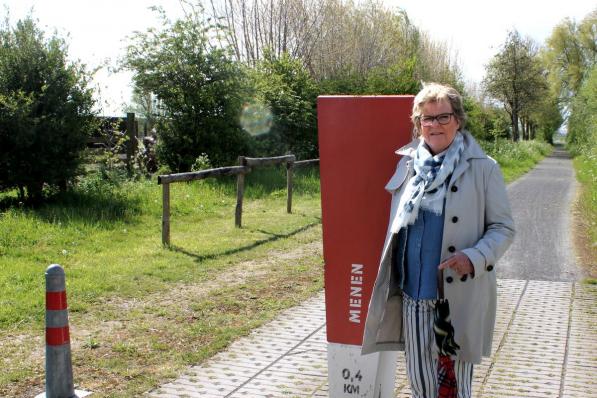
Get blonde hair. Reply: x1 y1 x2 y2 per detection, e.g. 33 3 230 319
411 82 467 136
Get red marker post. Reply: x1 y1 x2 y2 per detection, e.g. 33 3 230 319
36 264 90 398
318 96 414 397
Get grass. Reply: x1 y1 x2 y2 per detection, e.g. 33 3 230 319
0 139 550 397
0 165 324 396
571 146 597 281
479 139 552 183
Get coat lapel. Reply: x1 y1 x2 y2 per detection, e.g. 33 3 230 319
449 132 486 186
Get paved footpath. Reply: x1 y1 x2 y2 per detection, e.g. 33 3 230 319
148 279 597 398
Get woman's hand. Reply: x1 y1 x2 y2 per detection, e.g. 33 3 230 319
438 251 474 277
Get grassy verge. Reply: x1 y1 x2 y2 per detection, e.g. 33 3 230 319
0 140 549 397
572 149 597 281
0 166 323 397
480 139 552 183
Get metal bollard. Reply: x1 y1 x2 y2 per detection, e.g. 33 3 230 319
36 264 91 398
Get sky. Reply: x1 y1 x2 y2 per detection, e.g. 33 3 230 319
1 0 595 115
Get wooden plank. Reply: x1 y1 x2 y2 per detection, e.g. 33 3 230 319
294 159 319 167
162 182 170 246
235 156 246 228
244 155 295 167
158 166 248 184
126 113 136 171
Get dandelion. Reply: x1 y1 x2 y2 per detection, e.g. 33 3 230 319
62 249 68 256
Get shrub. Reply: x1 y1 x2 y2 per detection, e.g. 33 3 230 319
248 51 319 159
124 7 250 171
0 17 96 202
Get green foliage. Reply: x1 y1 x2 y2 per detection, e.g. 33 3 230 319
484 30 548 141
464 98 510 141
124 7 250 171
573 150 597 263
191 153 212 172
567 66 597 156
0 17 96 202
364 57 420 95
480 139 552 182
543 10 597 106
532 95 563 144
248 51 319 159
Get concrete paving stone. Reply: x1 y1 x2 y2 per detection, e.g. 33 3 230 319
178 374 250 388
488 368 561 379
208 358 275 370
190 362 264 376
566 355 597 367
177 381 237 392
231 382 314 397
253 371 326 388
563 378 597 390
147 280 597 398
289 343 327 353
267 362 327 378
562 384 597 397
248 377 325 394
228 389 282 398
271 355 328 374
490 362 563 374
481 386 559 398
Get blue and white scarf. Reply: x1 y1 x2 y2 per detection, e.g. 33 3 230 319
391 132 465 233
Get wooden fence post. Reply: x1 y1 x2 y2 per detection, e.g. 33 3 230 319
286 157 295 214
126 113 137 172
235 156 246 228
162 182 170 245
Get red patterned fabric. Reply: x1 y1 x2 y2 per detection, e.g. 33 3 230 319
437 355 457 398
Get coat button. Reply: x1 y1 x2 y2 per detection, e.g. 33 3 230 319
446 276 453 283
452 216 458 223
486 265 494 271
460 274 468 282
448 246 456 253
451 185 458 192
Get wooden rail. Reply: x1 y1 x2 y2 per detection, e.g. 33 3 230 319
157 155 318 246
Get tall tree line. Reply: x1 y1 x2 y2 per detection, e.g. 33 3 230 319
543 9 596 154
208 0 461 87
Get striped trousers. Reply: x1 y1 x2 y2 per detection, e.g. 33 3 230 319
403 294 474 398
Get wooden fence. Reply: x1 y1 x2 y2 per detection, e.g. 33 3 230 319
157 155 319 246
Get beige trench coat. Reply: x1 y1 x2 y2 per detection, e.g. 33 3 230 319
361 131 515 364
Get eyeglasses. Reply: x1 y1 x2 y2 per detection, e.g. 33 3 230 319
419 112 454 127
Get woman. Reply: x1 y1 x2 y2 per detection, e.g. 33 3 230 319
361 83 515 398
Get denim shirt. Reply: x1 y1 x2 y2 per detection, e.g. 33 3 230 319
402 208 445 299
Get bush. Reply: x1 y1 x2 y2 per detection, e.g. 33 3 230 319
248 51 319 159
0 17 96 202
125 7 250 171
567 66 597 156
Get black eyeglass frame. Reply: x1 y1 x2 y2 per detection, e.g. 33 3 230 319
418 112 455 127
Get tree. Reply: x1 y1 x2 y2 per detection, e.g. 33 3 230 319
484 30 547 141
211 0 462 90
124 6 250 171
567 66 597 154
0 17 96 202
543 10 597 107
248 50 318 158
